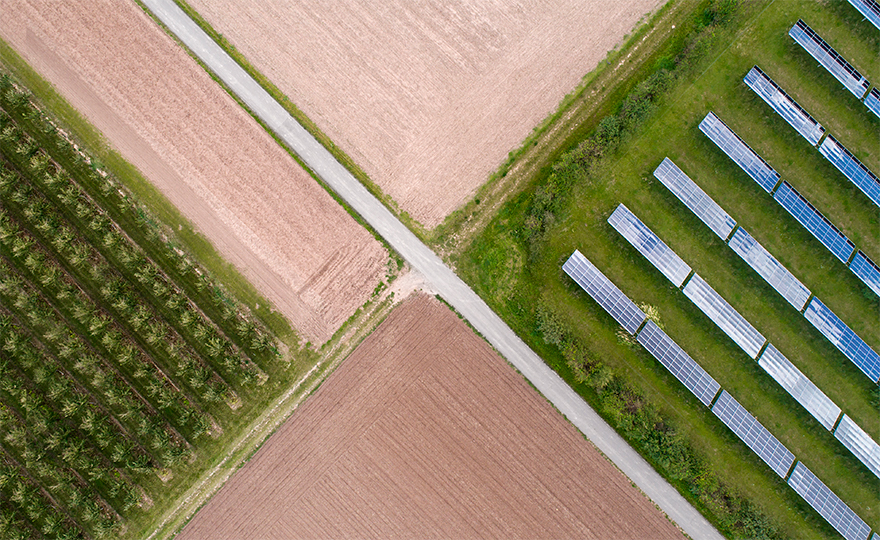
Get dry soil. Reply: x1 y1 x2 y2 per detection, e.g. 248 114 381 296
0 0 388 344
177 295 685 539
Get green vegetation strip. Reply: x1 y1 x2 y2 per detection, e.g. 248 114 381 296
454 1 878 538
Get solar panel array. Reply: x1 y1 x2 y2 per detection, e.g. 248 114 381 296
699 112 781 193
607 204 692 287
711 390 796 478
683 274 767 359
848 0 880 30
744 66 826 146
757 344 841 431
636 320 721 406
789 19 870 99
774 181 856 264
804 297 880 383
729 228 812 311
866 88 880 119
834 414 880 479
562 250 647 335
788 461 872 540
818 135 880 208
850 251 880 297
653 158 737 240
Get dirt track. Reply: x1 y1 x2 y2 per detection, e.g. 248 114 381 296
0 0 387 343
178 295 684 539
186 0 664 229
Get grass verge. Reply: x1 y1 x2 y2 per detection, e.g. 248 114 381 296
453 0 878 537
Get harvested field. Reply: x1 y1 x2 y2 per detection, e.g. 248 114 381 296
185 0 665 229
0 0 387 343
178 295 684 539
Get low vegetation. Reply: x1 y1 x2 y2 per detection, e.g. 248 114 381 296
0 73 292 538
454 0 878 538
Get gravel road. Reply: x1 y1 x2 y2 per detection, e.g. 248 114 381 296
141 1 723 538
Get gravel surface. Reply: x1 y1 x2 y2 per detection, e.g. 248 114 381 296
139 1 724 538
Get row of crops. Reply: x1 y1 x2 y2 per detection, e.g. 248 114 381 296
0 73 280 539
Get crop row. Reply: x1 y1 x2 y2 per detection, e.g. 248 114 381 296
1 73 277 364
0 75 289 537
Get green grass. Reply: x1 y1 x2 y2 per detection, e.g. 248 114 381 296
456 1 879 538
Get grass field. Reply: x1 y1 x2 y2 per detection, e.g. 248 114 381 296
455 1 878 538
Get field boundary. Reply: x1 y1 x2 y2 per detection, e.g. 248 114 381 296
145 291 399 540
158 0 430 241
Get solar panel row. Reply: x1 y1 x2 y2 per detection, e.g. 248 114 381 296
866 88 880 119
849 251 880 298
787 461 872 540
789 19 870 99
804 297 880 383
711 390 796 478
562 250 647 335
699 112 781 193
818 135 880 208
653 158 737 240
847 0 880 30
683 274 767 360
728 228 812 311
774 181 856 264
607 204 692 288
757 344 841 431
636 320 721 406
744 66 826 146
834 414 880 479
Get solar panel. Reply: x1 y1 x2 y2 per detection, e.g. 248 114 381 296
866 88 880 119
818 135 880 208
682 274 767 359
636 320 721 406
653 158 737 240
729 228 812 311
744 66 825 146
804 297 880 383
834 414 880 479
711 390 796 478
699 112 781 193
757 344 841 431
790 20 870 99
787 461 871 540
774 181 856 264
848 0 880 30
607 204 692 287
562 250 647 335
849 250 880 298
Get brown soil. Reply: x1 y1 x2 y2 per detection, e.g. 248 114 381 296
0 0 387 344
186 0 664 229
177 295 685 540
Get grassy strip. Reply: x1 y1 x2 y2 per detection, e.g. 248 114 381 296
433 0 708 253
456 0 879 538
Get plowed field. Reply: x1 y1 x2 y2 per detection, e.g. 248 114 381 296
178 295 684 539
0 0 387 343
186 0 664 229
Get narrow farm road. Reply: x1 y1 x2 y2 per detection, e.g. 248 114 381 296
141 1 722 538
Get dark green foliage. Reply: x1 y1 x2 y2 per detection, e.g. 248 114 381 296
0 70 288 539
551 313 780 539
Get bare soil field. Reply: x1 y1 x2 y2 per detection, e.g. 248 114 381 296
185 0 665 230
178 294 684 540
0 0 387 343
